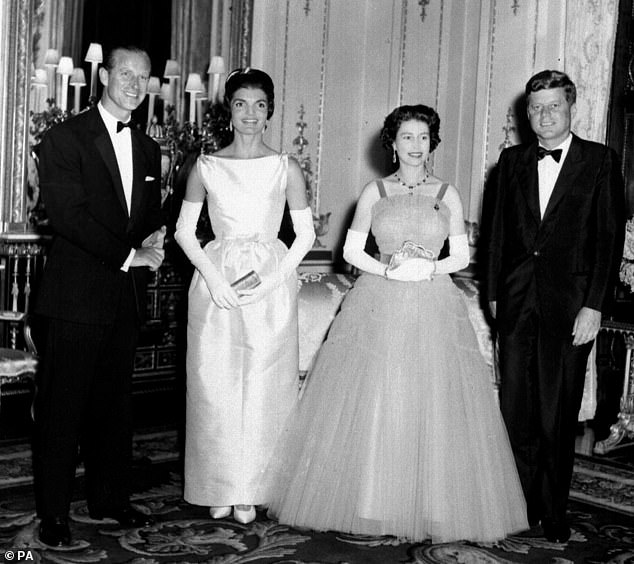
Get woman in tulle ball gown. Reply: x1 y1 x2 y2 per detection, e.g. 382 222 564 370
265 104 528 543
174 68 315 525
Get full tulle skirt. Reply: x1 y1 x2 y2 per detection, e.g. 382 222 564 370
264 273 528 543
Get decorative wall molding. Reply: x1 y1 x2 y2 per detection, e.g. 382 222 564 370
314 0 330 214
251 0 618 250
418 0 431 22
399 0 407 106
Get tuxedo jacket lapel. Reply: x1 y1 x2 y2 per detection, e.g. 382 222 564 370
542 135 584 220
129 131 145 222
517 143 541 226
92 114 129 217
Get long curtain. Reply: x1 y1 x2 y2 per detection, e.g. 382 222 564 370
564 0 619 421
566 0 619 143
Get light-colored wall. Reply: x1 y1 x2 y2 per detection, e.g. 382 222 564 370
251 0 614 259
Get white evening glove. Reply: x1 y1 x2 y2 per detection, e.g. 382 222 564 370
388 258 436 281
385 234 470 281
279 207 316 279
434 233 470 275
239 207 315 304
174 200 239 308
342 229 387 276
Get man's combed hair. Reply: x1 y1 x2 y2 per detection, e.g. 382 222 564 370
104 46 151 72
525 70 576 104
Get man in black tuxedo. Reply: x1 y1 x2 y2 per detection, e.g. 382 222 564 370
486 70 624 543
33 46 166 547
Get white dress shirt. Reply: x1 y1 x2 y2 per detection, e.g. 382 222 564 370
98 103 136 270
537 134 572 218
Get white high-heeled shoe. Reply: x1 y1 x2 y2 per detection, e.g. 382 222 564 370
209 506 231 519
233 505 256 524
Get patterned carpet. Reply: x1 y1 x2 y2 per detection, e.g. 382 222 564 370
1 431 633 563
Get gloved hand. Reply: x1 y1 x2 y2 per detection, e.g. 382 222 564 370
236 272 282 305
202 270 241 309
387 258 436 282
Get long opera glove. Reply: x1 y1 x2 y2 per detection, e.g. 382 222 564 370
174 200 238 307
279 207 316 280
238 207 315 303
433 233 470 275
342 229 386 276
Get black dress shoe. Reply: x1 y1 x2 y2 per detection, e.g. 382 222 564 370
89 506 154 527
39 516 71 547
542 520 571 543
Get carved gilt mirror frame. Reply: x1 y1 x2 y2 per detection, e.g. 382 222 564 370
0 0 32 233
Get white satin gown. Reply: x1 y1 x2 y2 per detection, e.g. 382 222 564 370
184 153 299 507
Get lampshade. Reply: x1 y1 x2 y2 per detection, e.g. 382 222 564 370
84 43 103 63
56 56 74 75
184 73 204 92
148 76 161 94
33 68 48 86
44 48 60 66
207 56 225 74
163 59 180 78
70 68 86 86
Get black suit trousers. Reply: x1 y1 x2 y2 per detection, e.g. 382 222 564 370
497 284 592 525
33 283 139 519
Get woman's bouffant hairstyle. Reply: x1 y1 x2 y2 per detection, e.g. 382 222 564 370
380 104 441 153
223 67 275 120
525 70 576 105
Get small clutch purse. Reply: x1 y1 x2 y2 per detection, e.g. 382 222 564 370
230 270 262 291
388 240 435 271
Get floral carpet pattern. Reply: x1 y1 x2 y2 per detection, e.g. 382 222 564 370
1 433 633 563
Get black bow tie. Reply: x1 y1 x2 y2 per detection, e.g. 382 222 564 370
537 146 562 162
116 120 135 133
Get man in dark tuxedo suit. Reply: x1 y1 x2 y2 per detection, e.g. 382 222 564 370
486 70 625 543
33 46 166 547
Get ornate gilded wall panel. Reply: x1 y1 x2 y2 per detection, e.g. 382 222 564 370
0 0 32 231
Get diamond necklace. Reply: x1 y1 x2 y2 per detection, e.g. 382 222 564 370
395 172 429 195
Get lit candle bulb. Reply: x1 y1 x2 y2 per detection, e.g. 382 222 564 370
57 56 74 112
207 56 225 103
184 73 204 124
43 48 60 104
160 83 172 123
146 77 161 132
69 68 86 114
32 69 48 112
163 59 180 119
84 43 103 99
196 93 207 129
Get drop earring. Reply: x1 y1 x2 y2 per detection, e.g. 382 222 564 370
392 149 397 163
229 121 233 132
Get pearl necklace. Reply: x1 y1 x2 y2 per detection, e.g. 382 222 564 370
395 172 429 195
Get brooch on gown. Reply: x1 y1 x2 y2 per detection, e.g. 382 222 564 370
388 240 435 271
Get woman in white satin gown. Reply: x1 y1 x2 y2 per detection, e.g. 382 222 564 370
174 68 315 525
